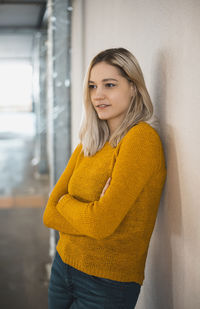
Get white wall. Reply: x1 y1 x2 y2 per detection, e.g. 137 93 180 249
0 32 34 59
0 32 35 112
71 1 200 308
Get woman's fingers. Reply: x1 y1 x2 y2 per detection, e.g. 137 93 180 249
100 177 111 197
104 177 111 190
106 177 111 186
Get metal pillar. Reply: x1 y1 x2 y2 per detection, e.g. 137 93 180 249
46 0 72 253
38 30 49 174
32 30 49 175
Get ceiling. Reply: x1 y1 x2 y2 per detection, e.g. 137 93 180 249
0 0 47 29
0 1 47 60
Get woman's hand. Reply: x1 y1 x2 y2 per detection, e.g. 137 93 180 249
100 177 111 198
58 195 65 203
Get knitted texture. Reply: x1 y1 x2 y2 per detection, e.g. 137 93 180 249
43 121 167 285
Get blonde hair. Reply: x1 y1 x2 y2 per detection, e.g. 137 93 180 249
79 48 158 156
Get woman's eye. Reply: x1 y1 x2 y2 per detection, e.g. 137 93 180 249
88 83 116 89
88 84 96 89
105 83 116 88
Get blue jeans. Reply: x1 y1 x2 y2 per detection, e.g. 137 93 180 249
48 250 141 309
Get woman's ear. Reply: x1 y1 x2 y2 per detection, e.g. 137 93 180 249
130 82 137 97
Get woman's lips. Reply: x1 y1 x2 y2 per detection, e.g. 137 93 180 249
96 105 110 109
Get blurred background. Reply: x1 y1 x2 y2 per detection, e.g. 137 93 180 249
0 0 199 309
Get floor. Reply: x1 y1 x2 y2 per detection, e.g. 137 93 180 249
0 112 51 309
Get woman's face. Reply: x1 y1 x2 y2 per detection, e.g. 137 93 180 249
89 62 134 134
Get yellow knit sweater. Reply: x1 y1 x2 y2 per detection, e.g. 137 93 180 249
43 121 167 285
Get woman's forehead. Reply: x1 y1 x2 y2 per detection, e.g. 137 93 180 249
89 62 121 82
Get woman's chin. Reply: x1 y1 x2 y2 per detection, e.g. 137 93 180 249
97 114 108 120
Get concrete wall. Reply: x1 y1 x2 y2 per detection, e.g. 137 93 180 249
71 0 200 308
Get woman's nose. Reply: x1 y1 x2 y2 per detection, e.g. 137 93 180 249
93 86 105 100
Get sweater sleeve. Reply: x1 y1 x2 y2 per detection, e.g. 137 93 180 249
56 126 164 240
43 143 84 235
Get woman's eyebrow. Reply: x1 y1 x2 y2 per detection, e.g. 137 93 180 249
88 78 118 83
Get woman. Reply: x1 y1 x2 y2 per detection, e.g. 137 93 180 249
43 47 167 309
